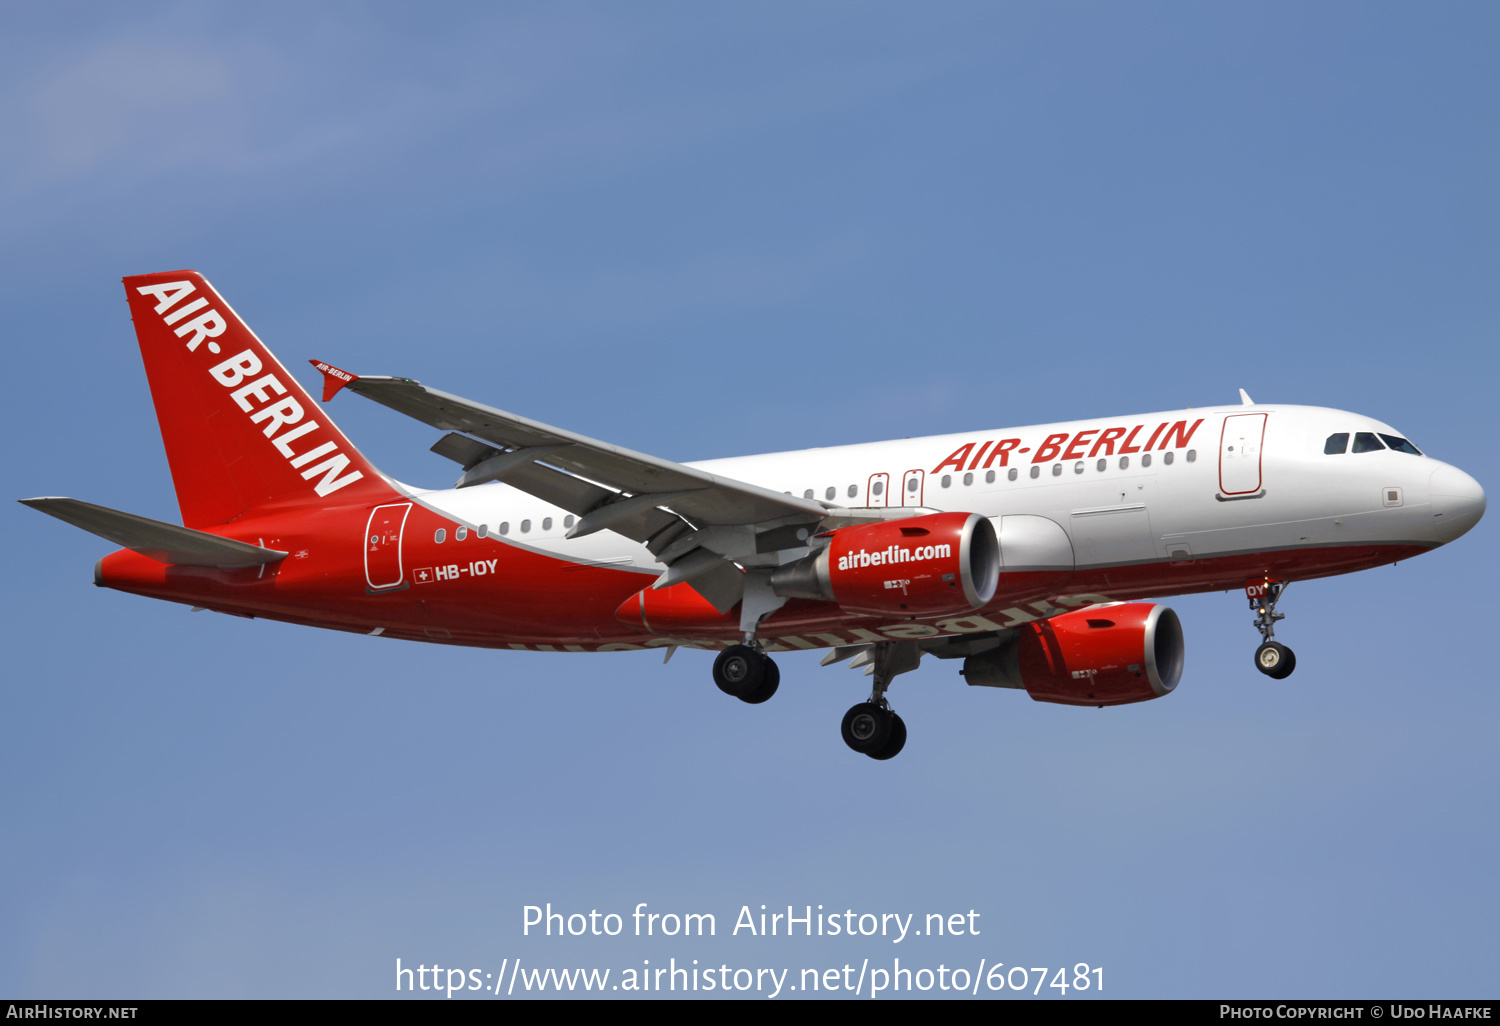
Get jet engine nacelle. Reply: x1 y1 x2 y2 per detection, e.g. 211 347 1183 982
962 602 1184 706
771 511 999 617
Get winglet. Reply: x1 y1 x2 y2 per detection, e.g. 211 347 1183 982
1239 388 1255 406
310 359 359 402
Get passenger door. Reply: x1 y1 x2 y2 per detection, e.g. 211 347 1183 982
364 502 411 590
1219 413 1267 496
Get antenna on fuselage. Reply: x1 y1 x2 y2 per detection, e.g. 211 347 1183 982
1239 388 1255 406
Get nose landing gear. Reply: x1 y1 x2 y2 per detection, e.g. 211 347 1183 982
839 641 919 760
1248 579 1296 679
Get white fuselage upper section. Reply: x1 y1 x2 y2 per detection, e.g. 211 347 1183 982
406 404 1485 580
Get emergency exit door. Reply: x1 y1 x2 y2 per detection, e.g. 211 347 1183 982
901 469 925 507
365 503 411 589
1219 413 1267 496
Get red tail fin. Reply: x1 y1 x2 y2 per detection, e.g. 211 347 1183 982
124 271 395 527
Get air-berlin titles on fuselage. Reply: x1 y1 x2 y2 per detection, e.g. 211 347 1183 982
133 280 365 499
928 420 1204 474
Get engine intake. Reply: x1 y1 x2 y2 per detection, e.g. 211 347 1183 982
962 602 1184 706
771 512 999 617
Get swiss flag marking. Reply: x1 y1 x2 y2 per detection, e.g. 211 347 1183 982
414 567 435 584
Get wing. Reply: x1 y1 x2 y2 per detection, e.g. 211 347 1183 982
312 361 835 613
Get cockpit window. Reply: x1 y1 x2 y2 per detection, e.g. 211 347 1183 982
1324 432 1349 455
1352 432 1385 453
1379 433 1423 456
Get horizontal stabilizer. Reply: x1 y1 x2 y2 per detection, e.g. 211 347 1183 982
18 497 287 567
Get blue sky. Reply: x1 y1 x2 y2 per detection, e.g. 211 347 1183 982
2 1 1496 998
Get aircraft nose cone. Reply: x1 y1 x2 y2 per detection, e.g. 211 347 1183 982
1428 464 1486 543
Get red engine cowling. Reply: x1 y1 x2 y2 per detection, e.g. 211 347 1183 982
770 512 999 617
962 602 1184 706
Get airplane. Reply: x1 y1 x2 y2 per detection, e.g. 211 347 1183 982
21 271 1487 760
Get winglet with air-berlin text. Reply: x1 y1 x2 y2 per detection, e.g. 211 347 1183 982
310 359 359 402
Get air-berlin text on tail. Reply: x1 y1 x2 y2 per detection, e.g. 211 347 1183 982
931 419 1205 474
133 280 364 498
133 280 227 353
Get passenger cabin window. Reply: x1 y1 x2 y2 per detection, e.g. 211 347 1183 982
1380 434 1423 455
1325 433 1350 455
434 528 446 544
1352 432 1385 453
455 526 467 541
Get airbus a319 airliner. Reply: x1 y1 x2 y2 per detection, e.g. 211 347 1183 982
23 272 1486 760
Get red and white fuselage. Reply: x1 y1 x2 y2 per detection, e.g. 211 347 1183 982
95 400 1483 653
25 270 1483 725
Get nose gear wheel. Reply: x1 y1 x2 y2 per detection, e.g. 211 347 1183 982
1255 641 1296 679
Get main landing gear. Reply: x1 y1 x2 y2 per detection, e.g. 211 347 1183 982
712 644 780 704
712 571 785 704
708 638 917 760
841 703 906 761
840 641 919 761
1249 579 1296 679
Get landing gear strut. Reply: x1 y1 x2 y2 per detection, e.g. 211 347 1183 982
840 641 918 760
1249 579 1296 679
